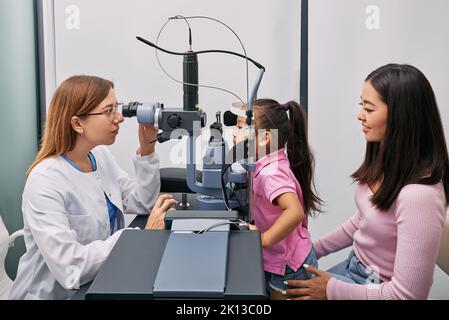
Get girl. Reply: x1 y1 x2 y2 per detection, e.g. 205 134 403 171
233 99 322 300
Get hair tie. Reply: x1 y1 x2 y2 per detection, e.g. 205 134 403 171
281 103 290 111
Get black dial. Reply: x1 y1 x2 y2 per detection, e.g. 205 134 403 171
167 114 181 128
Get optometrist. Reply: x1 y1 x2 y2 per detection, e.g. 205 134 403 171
9 75 177 300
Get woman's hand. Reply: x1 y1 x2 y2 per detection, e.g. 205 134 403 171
145 194 177 230
138 124 159 156
285 265 332 300
248 224 259 231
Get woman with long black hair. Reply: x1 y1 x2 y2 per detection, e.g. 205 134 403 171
285 64 449 300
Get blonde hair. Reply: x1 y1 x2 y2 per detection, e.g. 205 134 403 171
27 75 113 176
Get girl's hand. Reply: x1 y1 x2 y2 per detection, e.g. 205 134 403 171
145 194 177 230
138 124 159 156
248 224 259 231
284 265 331 300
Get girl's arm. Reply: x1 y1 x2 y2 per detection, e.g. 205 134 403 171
260 192 305 248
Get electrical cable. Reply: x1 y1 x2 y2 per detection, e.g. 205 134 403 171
147 14 265 106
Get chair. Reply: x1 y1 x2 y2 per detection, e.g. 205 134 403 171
0 214 24 299
437 210 449 275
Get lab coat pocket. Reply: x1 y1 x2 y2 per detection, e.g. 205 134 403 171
67 214 100 245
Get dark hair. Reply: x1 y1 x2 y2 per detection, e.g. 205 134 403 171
352 64 449 210
254 99 322 215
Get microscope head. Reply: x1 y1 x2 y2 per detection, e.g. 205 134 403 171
223 101 247 127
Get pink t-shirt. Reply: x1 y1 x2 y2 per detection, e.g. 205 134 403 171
252 148 312 275
314 183 446 299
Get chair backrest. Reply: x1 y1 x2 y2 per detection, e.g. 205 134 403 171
0 215 24 299
0 215 12 299
437 210 449 275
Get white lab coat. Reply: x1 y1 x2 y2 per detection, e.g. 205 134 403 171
9 146 160 300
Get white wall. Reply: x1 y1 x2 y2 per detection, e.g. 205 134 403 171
51 0 301 174
45 0 449 298
308 0 449 299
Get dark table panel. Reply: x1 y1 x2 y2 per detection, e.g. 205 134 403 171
73 229 266 300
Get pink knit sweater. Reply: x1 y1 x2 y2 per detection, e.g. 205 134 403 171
313 183 446 300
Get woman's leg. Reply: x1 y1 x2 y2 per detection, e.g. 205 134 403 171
325 251 357 284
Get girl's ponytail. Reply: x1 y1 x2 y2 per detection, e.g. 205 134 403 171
285 101 322 215
254 99 322 215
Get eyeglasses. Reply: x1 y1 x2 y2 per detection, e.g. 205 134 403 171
233 125 249 133
77 101 124 119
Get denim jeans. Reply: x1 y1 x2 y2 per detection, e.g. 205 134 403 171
265 246 318 293
326 250 383 285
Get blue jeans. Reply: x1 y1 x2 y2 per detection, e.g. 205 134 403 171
265 246 318 293
326 250 383 285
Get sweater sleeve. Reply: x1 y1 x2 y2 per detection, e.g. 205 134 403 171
327 184 446 300
313 211 361 259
